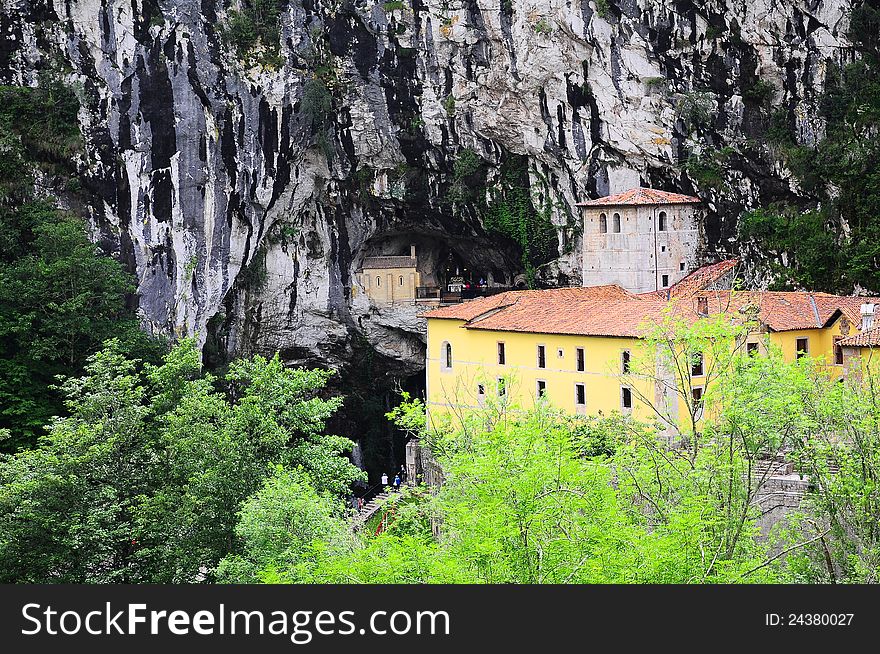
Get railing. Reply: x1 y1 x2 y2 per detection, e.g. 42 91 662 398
415 285 518 304
416 286 441 299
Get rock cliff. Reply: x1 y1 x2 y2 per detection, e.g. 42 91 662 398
0 0 857 372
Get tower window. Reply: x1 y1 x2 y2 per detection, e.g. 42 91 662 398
680 261 686 272
599 213 607 233
497 342 506 365
537 380 547 398
376 276 381 286
621 386 632 409
613 213 621 233
399 276 404 286
658 211 667 232
576 347 585 372
834 336 843 365
661 274 669 288
537 345 546 369
796 338 809 359
621 350 631 374
497 378 506 397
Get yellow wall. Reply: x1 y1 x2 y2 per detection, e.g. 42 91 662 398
766 322 844 369
360 267 421 303
427 318 658 422
427 315 849 426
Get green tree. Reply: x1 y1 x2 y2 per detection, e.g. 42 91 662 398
216 465 354 583
0 340 363 583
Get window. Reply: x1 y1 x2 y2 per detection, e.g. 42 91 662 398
576 347 585 372
680 261 686 272
746 341 758 356
399 275 404 286
575 383 586 406
557 348 564 358
661 274 669 288
621 350 631 374
796 337 809 359
477 383 485 396
443 342 453 369
658 211 667 232
497 378 506 397
613 212 621 233
376 276 381 286
621 386 632 409
692 387 704 408
691 352 704 377
537 345 546 369
599 213 607 233
834 336 844 365
537 380 547 398
497 342 506 365
697 296 708 315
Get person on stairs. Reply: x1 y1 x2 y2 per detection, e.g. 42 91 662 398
393 473 401 492
381 472 389 488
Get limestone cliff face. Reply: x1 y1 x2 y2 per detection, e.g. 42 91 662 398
0 0 856 372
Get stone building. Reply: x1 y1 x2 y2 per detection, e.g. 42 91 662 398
578 188 703 293
357 245 421 303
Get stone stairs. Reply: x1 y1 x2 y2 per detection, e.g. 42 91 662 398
351 491 392 531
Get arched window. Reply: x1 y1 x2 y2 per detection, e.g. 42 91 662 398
443 342 453 369
613 212 621 233
399 275 404 286
376 276 381 286
599 213 607 233
658 211 667 232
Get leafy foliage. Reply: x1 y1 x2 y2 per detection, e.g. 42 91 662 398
484 155 558 287
224 0 284 69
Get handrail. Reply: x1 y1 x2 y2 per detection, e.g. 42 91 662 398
357 481 384 500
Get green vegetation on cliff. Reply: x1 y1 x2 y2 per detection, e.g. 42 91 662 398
740 4 880 293
0 81 160 452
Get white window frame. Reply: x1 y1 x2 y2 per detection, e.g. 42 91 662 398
536 379 547 399
441 341 453 370
574 382 586 407
621 386 633 411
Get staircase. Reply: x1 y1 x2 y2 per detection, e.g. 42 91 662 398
351 491 392 531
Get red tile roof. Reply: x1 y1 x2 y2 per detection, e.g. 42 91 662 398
577 187 701 207
641 259 739 299
424 286 872 337
839 326 880 348
422 285 634 322
424 261 878 338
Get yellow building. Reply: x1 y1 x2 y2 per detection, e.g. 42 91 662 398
839 305 879 382
357 245 422 303
424 260 878 430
